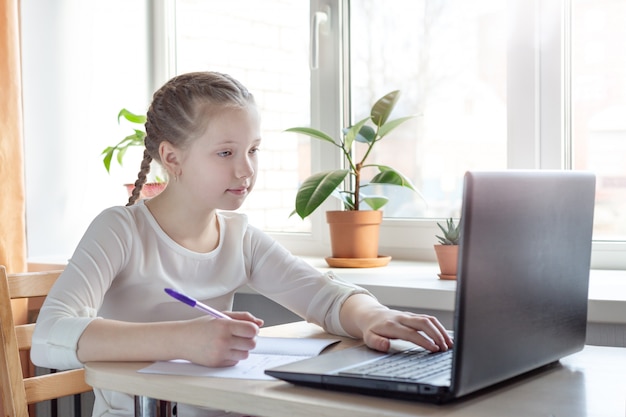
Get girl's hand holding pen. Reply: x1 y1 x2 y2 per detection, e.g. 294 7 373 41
165 288 264 367
181 314 263 367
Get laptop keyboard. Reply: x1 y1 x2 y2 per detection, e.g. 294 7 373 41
338 348 452 381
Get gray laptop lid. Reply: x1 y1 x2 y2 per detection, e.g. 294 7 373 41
266 170 596 402
452 170 595 396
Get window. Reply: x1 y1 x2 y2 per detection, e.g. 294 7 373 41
168 0 626 267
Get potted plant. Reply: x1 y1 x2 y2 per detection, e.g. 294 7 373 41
101 108 166 199
434 217 460 280
286 90 419 266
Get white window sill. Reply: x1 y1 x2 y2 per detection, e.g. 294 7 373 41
241 257 626 325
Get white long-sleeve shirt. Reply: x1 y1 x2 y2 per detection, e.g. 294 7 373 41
31 200 370 416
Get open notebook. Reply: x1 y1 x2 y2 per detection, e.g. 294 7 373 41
139 336 339 380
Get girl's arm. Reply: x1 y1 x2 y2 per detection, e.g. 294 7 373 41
77 312 263 367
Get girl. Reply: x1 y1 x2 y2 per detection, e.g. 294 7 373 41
32 72 452 417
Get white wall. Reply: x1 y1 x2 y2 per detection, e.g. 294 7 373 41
21 0 150 261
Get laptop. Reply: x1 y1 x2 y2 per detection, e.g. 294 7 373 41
266 170 596 404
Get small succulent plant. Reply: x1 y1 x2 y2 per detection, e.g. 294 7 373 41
436 217 460 245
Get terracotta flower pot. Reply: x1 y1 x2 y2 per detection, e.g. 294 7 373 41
434 244 459 280
124 182 167 200
326 210 383 259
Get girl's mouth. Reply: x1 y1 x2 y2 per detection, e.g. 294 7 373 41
227 186 249 196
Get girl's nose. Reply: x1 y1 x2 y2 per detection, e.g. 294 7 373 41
236 155 255 178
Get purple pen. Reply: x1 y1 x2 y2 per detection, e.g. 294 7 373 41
164 288 231 320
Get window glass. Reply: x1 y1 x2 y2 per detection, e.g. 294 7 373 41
175 0 311 233
350 0 507 219
571 0 626 240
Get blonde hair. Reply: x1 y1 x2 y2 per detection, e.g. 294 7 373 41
126 71 255 206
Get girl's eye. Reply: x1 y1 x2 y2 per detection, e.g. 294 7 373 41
217 151 232 157
249 147 260 155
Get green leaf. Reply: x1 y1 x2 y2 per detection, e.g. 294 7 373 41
354 125 376 144
118 108 147 124
334 190 356 210
371 90 400 127
295 170 349 219
131 130 146 144
102 150 114 172
369 165 416 191
378 116 415 138
285 127 337 146
343 117 370 149
116 147 128 165
361 195 389 211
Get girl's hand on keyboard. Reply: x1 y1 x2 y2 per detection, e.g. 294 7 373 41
339 294 454 353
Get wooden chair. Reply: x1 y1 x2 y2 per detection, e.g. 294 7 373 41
0 265 92 417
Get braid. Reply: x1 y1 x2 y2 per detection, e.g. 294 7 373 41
126 149 153 206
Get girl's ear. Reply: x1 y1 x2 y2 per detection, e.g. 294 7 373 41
159 141 181 178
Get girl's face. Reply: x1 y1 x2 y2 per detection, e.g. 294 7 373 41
178 104 261 211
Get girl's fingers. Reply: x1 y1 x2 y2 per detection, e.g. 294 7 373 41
225 311 265 327
400 315 452 351
366 313 453 352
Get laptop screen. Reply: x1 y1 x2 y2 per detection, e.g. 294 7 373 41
452 170 595 396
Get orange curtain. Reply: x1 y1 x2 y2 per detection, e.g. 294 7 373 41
0 0 27 413
0 0 27 273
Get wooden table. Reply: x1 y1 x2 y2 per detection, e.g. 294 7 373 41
84 321 626 417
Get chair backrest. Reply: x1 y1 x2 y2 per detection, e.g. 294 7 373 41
0 265 92 417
